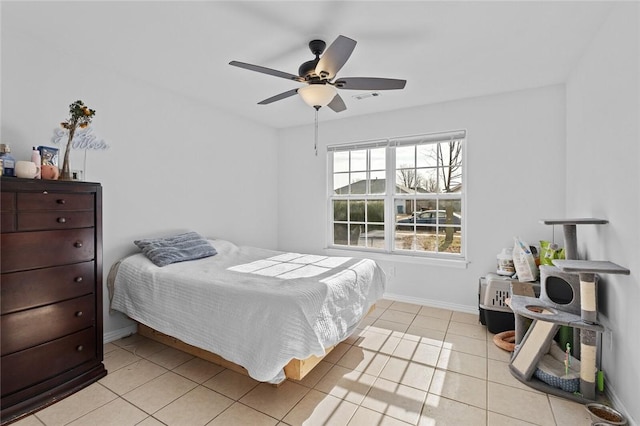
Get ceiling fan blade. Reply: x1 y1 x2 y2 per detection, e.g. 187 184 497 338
315 35 357 80
229 61 304 82
334 77 407 90
258 88 299 105
327 94 347 113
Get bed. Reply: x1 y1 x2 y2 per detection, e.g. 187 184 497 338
109 235 386 384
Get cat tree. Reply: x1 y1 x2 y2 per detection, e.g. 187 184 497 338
508 219 629 402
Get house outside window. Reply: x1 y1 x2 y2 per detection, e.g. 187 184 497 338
328 130 466 259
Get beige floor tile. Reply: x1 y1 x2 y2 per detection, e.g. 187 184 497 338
368 305 386 319
136 417 166 426
123 371 197 414
207 402 278 425
446 321 487 340
403 325 446 347
360 377 427 425
146 345 195 369
487 335 513 362
443 333 487 358
290 360 333 388
102 347 142 373
66 398 148 426
115 334 168 358
487 359 540 393
411 315 450 333
203 369 260 400
103 341 119 354
355 329 402 354
172 356 225 384
429 369 487 409
379 309 416 325
379 358 435 391
369 319 410 335
239 381 310 419
355 314 377 330
282 389 359 426
34 382 117 426
154 385 233 425
99 359 168 395
9 416 44 426
548 396 593 425
451 310 481 325
419 393 487 426
487 382 555 426
347 406 413 425
392 339 441 366
336 346 391 376
314 364 376 404
323 341 352 363
437 347 487 380
389 301 422 314
418 306 453 321
376 299 394 309
486 411 538 425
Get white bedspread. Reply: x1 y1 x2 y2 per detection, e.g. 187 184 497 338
110 239 385 383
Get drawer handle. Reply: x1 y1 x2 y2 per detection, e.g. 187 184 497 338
75 276 83 283
57 217 67 223
76 345 84 352
75 311 83 317
74 241 83 248
57 199 66 205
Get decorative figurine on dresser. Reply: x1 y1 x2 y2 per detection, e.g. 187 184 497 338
1 177 107 424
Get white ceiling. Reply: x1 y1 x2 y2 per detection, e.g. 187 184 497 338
3 1 615 129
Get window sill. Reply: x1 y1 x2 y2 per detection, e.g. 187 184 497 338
323 247 469 269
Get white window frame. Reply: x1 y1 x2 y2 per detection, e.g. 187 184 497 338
327 130 467 264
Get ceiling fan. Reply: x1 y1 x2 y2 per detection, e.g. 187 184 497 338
229 35 406 112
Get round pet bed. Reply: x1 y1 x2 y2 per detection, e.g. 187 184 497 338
493 330 516 352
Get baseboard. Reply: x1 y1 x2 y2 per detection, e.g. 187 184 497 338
103 324 138 344
383 292 477 314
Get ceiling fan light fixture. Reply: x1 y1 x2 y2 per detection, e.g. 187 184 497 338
298 84 337 108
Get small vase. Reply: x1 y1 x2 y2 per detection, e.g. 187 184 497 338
59 130 74 180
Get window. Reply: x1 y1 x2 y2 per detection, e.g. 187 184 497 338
328 130 465 259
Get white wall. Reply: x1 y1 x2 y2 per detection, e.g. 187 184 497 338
566 3 639 423
1 28 280 339
277 85 567 311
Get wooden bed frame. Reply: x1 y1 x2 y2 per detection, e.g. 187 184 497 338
137 323 332 382
136 304 375 384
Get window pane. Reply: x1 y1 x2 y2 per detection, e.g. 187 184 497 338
351 150 367 172
334 151 349 173
364 224 385 249
396 168 419 193
333 223 348 245
367 200 384 223
417 144 438 168
333 200 347 221
436 227 462 254
333 173 349 193
349 200 365 222
396 146 415 169
349 172 367 194
350 225 362 246
370 172 386 194
370 147 386 170
417 168 438 193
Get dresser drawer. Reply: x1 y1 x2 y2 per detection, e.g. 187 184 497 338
1 262 95 315
17 211 95 231
1 228 94 272
1 192 16 232
17 192 94 211
1 294 95 356
1 327 97 396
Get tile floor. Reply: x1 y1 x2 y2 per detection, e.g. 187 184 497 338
12 300 595 425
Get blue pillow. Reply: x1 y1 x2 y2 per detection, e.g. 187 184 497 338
134 232 217 267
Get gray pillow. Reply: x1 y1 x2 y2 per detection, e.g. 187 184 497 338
134 232 217 267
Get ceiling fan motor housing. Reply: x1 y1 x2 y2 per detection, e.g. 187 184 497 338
299 39 327 80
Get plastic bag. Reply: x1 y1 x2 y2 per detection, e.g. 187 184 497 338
539 240 565 266
513 237 538 282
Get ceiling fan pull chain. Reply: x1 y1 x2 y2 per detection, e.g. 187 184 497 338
314 108 319 156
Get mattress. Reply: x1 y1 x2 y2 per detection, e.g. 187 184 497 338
110 239 386 383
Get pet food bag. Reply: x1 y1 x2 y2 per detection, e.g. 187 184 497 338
513 237 538 282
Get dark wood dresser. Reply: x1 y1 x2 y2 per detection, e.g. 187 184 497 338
1 177 107 424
